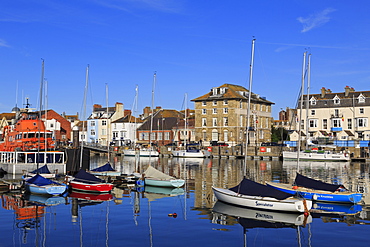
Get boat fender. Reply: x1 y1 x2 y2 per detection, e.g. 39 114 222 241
312 194 318 200
292 186 298 190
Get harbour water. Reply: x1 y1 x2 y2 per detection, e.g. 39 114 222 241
1 155 370 247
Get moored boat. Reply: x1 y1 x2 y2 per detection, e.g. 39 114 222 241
90 162 121 176
266 173 363 204
283 150 350 162
143 166 185 188
23 174 67 196
69 169 114 193
212 177 312 213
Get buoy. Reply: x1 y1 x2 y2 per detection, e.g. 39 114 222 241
173 213 177 218
292 186 298 190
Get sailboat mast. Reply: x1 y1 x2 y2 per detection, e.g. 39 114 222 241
305 53 311 150
149 72 156 157
244 38 256 174
80 65 89 169
184 93 188 146
106 83 110 163
37 59 45 170
297 52 307 169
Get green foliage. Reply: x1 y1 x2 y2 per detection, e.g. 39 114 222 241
271 126 289 142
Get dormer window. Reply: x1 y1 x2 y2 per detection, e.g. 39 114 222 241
310 97 316 105
220 87 226 94
358 94 366 103
212 88 218 95
333 95 340 105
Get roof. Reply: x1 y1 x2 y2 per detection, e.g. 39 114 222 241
112 114 143 123
137 109 183 131
191 83 274 104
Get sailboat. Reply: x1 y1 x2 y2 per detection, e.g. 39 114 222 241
282 53 349 162
172 93 205 158
143 166 185 188
212 39 312 213
23 60 67 196
68 65 114 193
267 52 361 204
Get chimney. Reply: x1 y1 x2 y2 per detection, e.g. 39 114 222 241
320 87 326 98
344 86 351 97
143 106 151 118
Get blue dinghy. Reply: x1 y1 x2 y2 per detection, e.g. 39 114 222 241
266 173 363 204
23 174 67 196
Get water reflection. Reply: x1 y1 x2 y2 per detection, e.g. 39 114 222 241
1 156 370 246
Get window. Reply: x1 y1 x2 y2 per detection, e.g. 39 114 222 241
360 108 364 114
91 121 95 126
259 130 264 139
157 132 162 140
150 132 155 140
202 109 206 114
240 101 242 108
202 101 206 106
212 130 219 141
311 110 315 116
102 120 107 126
165 132 170 140
143 132 149 140
224 130 228 142
113 132 118 138
309 119 318 128
357 118 367 127
91 130 95 135
202 118 207 127
223 108 228 114
212 88 218 95
102 129 106 135
223 99 228 105
223 117 228 126
213 100 217 106
348 118 352 129
310 97 316 105
323 119 327 129
202 131 206 140
334 109 339 117
332 119 342 128
333 96 340 105
358 94 365 103
300 120 304 129
220 88 226 94
213 108 217 114
213 118 218 127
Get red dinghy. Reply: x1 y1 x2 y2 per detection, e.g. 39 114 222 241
69 169 113 193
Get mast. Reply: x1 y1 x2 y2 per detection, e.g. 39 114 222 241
297 52 307 170
149 72 156 159
106 83 110 163
37 59 45 171
80 65 89 169
305 53 311 150
184 93 188 147
244 38 255 175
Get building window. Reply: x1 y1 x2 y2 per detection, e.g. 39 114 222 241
259 130 264 139
157 132 162 140
224 130 228 142
310 98 316 105
213 108 217 114
309 119 318 128
165 132 170 140
332 119 342 128
202 118 207 127
311 110 315 116
240 101 242 109
91 121 95 126
202 109 206 114
213 118 218 127
360 108 364 114
223 99 228 105
202 131 206 140
102 129 106 135
323 119 327 129
102 120 107 126
334 109 339 117
143 132 149 140
357 118 367 127
202 101 206 106
213 100 217 106
348 118 352 129
220 88 226 94
212 130 218 141
223 117 228 126
333 96 340 105
223 108 228 114
358 94 365 103
91 130 95 135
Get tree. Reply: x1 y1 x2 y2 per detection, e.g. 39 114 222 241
271 126 289 142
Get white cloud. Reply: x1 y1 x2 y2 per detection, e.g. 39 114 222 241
297 8 336 33
0 39 10 48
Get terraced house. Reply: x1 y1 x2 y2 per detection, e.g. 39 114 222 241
191 84 274 146
293 86 370 143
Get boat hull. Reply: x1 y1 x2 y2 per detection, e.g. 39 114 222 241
69 180 114 193
266 182 363 204
124 149 159 157
212 187 312 213
145 178 185 188
171 150 205 158
25 183 67 196
283 151 350 161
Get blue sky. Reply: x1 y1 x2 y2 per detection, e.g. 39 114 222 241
1 1 369 119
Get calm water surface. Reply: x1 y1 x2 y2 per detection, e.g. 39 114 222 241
1 155 370 247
